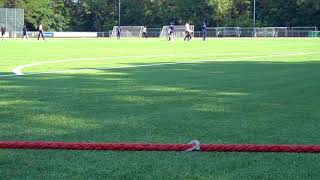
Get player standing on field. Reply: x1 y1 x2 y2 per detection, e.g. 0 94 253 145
184 21 192 41
202 22 208 41
142 26 147 38
22 25 28 40
116 26 121 39
38 22 45 40
168 21 174 41
1 25 6 39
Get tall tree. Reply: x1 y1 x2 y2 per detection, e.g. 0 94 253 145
17 0 70 31
3 0 17 8
208 0 233 26
1 0 319 31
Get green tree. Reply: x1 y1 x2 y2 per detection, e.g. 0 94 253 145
208 0 233 26
1 0 319 31
17 0 70 31
3 0 17 8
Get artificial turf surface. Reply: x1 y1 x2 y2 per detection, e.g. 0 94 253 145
1 38 320 179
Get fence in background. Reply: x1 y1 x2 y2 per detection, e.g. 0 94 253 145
4 27 320 38
0 8 24 38
194 27 318 38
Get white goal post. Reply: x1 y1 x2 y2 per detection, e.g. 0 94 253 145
255 27 277 37
111 26 144 38
215 27 241 37
160 25 195 39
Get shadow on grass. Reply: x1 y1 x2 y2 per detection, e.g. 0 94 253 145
2 61 320 179
1 61 320 145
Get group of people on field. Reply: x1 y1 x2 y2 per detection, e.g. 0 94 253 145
1 22 45 40
168 21 208 42
116 21 208 41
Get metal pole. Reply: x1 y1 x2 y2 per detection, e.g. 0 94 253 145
14 8 17 38
118 0 121 27
5 8 8 28
253 0 256 37
22 9 24 27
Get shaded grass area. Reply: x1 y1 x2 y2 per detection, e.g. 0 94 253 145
1 150 319 179
1 60 320 178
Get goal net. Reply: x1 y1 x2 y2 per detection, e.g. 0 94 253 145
111 26 144 38
215 27 240 37
255 27 276 37
273 27 289 37
160 25 194 39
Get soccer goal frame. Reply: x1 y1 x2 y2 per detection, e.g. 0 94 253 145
111 26 144 38
255 27 277 37
214 27 241 37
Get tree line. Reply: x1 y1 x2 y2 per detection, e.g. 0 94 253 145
1 0 319 31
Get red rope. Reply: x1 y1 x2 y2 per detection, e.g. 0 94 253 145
1 141 320 153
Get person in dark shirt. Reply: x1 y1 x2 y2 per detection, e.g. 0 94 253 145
202 22 208 42
168 21 174 41
1 25 6 39
22 25 28 40
38 22 45 40
116 26 121 39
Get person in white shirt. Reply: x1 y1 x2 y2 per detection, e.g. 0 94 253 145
38 22 45 40
142 26 147 38
184 21 192 41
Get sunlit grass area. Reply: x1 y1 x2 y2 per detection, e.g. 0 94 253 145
1 38 320 178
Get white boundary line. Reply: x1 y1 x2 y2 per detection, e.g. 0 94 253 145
0 74 20 77
11 52 275 76
0 52 319 77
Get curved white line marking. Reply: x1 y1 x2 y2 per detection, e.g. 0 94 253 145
12 55 174 76
11 52 278 76
0 52 318 77
0 74 20 77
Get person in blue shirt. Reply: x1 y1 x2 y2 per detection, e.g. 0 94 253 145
202 22 208 41
168 21 174 41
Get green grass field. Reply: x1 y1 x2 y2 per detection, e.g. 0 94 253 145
1 38 320 179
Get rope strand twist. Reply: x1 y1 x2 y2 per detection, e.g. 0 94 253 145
1 141 320 153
